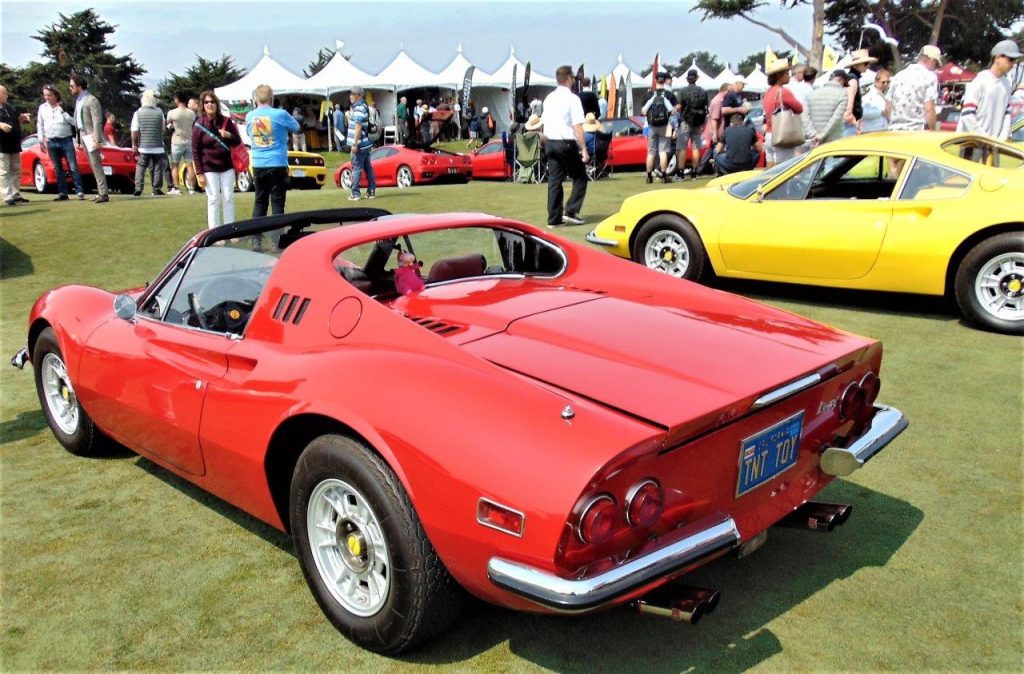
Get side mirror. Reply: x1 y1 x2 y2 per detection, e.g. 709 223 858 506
751 188 765 204
113 294 137 322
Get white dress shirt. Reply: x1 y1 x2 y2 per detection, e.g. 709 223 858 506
37 102 75 140
541 85 584 141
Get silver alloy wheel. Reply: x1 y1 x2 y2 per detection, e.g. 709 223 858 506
41 352 79 435
34 162 47 192
974 251 1024 322
340 168 353 190
306 477 391 617
397 166 413 189
644 229 691 277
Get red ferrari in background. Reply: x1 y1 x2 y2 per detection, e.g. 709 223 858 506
19 134 137 194
467 140 511 180
334 145 473 189
12 206 906 655
602 115 765 174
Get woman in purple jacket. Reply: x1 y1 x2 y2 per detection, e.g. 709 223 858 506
191 90 242 228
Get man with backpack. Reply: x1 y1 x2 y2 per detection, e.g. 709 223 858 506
641 72 677 184
676 69 709 180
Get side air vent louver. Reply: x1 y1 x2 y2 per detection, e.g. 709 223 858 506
405 314 463 336
273 293 311 325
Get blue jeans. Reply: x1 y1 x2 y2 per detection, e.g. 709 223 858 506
47 136 83 196
350 149 376 197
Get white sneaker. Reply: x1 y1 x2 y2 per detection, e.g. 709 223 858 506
186 188 195 195
348 194 361 201
168 188 181 195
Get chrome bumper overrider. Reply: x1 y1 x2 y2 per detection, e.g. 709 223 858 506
585 230 619 247
10 347 29 369
820 404 908 477
487 513 740 612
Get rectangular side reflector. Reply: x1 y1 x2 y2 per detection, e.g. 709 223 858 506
477 498 525 537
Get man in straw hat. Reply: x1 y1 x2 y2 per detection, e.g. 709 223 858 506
843 48 878 135
957 39 1022 139
888 45 942 132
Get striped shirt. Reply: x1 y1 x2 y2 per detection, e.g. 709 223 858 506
347 100 373 152
957 70 1012 140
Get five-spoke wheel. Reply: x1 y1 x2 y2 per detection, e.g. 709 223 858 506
955 232 1024 335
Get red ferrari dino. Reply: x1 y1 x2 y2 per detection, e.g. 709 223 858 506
12 207 906 654
334 145 472 189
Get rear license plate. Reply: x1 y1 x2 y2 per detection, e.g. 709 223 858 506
447 167 458 174
291 169 306 178
736 412 803 497
102 166 113 175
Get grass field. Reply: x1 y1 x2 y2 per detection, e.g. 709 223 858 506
1 161 1022 671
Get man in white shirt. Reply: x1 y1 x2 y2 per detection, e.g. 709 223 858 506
786 64 815 110
37 85 84 200
957 39 1021 139
541 65 590 227
887 45 941 131
860 69 891 133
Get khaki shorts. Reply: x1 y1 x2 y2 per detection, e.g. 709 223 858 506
647 126 671 155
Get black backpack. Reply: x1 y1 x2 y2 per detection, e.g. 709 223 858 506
683 87 709 126
647 92 669 126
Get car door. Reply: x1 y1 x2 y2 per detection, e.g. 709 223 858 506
76 246 267 475
474 141 505 178
717 153 902 280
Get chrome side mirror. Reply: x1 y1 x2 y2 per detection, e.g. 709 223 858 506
113 294 137 322
751 188 765 204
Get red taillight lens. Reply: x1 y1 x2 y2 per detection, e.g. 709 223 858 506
421 156 429 164
860 372 880 406
839 381 866 420
476 498 524 537
578 495 617 544
625 479 664 528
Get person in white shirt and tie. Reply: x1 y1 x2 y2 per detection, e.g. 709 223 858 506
540 65 590 227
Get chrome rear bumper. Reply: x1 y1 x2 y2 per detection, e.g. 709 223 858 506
487 513 740 612
10 347 29 369
585 230 619 247
820 404 908 477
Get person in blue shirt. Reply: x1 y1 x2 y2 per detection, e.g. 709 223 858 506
346 86 376 200
245 84 299 217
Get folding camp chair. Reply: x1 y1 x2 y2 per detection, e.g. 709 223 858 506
514 132 545 183
586 131 612 181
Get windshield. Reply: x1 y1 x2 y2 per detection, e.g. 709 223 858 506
727 155 803 199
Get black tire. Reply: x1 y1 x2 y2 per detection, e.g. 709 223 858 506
32 327 106 456
632 214 708 281
954 232 1024 335
290 434 463 654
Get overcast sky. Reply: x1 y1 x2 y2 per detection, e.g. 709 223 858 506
2 0 815 87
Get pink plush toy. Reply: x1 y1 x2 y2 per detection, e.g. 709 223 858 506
394 251 425 295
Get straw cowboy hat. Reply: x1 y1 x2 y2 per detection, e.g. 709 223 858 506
581 112 603 133
765 57 791 76
848 49 878 66
524 114 543 131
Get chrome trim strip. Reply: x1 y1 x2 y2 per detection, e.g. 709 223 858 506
751 373 822 410
820 404 908 477
585 230 619 247
10 347 29 369
487 513 740 612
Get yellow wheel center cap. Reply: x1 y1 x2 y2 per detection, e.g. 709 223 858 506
346 533 362 557
228 309 241 320
61 386 69 401
1008 278 1023 293
663 251 675 262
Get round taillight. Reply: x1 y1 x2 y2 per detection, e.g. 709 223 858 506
625 479 664 528
577 495 617 545
859 372 880 406
839 381 866 420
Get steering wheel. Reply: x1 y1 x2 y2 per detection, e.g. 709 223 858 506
188 292 210 330
204 300 252 333
193 276 263 332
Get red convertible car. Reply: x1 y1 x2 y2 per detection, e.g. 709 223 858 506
12 208 906 654
467 139 511 179
334 145 473 189
19 133 137 194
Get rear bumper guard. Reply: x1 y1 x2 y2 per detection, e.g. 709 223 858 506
820 404 908 477
487 513 740 612
10 347 29 370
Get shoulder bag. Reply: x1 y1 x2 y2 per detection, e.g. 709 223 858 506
770 88 804 148
195 118 250 174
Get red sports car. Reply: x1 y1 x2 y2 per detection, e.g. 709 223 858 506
467 139 511 179
602 116 765 175
19 134 137 194
12 207 906 654
334 145 473 189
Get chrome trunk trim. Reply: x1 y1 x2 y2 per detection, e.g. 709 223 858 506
751 373 822 410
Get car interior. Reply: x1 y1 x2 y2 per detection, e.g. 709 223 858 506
764 154 903 201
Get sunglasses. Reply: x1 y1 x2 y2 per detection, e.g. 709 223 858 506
203 100 217 105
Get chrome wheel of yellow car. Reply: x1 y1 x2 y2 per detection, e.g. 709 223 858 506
633 215 706 281
955 232 1024 335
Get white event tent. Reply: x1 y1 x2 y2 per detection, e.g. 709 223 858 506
681 61 718 91
713 65 740 90
607 54 650 116
435 44 475 89
215 46 311 102
474 46 556 131
744 64 769 94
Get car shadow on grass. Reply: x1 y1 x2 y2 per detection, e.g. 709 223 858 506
405 480 922 670
0 409 48 444
0 236 35 279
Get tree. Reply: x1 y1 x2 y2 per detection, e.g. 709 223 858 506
304 47 335 78
692 0 827 68
736 48 794 74
31 9 146 123
642 51 726 78
158 55 246 102
826 0 1024 71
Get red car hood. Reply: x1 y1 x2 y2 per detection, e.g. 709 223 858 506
461 295 870 429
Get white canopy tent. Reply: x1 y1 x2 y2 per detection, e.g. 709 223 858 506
215 46 312 102
713 65 740 91
608 54 651 117
304 41 377 94
744 64 769 94
435 44 475 89
473 47 556 132
681 61 718 91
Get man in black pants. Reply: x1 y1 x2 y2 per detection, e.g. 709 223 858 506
540 65 590 227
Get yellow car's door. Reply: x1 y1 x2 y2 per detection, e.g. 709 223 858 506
718 154 901 280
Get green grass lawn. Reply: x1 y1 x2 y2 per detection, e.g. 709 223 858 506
1 168 1022 671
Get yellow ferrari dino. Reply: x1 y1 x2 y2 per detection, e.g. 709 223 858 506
588 132 1024 335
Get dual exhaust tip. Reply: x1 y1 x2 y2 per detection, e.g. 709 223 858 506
633 501 852 624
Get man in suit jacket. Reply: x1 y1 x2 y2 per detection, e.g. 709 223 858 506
68 74 109 202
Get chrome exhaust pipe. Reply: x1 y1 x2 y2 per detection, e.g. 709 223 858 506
634 585 722 624
776 501 853 533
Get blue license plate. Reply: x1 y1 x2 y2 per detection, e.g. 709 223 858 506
736 412 804 497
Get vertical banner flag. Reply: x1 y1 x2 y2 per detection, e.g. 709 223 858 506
607 75 617 120
618 76 627 117
652 53 660 90
461 65 475 116
574 65 585 94
625 71 634 117
509 63 517 123
822 46 838 72
765 45 777 70
522 61 531 108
